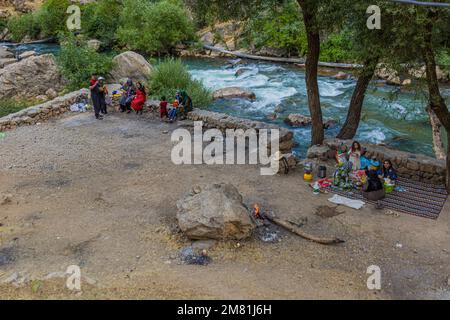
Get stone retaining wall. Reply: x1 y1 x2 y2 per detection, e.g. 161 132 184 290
307 138 446 184
187 109 294 154
0 89 89 132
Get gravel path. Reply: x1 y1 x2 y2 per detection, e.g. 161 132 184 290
0 110 449 299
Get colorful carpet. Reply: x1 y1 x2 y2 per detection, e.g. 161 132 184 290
327 178 448 220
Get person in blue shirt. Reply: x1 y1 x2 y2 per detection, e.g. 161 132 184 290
381 160 398 181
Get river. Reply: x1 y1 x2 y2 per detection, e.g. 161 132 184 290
2 42 449 158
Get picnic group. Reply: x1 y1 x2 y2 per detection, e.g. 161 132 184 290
307 141 398 201
88 74 193 122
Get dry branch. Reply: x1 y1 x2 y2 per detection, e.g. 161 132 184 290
264 214 345 245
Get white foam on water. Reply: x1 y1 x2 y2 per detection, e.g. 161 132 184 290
390 102 407 115
359 128 387 144
319 81 345 97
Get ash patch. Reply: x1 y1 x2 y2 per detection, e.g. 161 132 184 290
0 246 16 267
44 178 72 188
123 163 142 170
255 222 282 243
180 246 212 266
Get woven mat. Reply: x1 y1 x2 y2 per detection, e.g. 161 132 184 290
326 177 448 220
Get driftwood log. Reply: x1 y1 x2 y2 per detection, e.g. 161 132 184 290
264 213 345 245
203 45 362 70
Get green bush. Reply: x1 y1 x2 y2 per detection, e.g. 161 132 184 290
320 32 355 63
436 49 450 68
149 59 211 108
7 13 41 42
82 0 122 48
0 99 32 118
56 34 115 90
116 0 196 54
36 0 71 38
245 1 307 56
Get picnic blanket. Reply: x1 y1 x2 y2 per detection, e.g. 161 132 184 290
326 177 448 220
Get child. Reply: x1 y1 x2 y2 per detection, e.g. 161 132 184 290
168 99 179 122
159 96 168 119
348 141 362 171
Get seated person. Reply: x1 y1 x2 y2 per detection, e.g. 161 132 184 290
168 99 179 122
381 160 398 182
119 79 136 113
159 96 168 119
131 82 147 115
363 169 385 201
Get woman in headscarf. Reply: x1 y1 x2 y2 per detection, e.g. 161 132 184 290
176 90 193 118
131 82 147 115
119 79 136 113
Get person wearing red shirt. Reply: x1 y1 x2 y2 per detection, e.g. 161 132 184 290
159 96 168 119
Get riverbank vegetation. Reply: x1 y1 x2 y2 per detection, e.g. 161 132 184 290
56 35 114 90
0 99 33 118
149 59 212 108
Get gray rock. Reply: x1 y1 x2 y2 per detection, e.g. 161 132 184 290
177 183 255 240
0 47 14 59
18 50 36 60
284 114 312 127
0 58 17 68
109 51 153 83
212 87 256 101
0 54 65 100
87 39 102 52
307 145 331 160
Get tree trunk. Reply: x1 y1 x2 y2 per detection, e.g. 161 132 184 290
422 10 450 191
297 0 324 146
337 57 378 140
426 106 446 160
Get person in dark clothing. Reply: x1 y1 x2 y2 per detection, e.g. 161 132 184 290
363 169 385 201
98 77 108 115
119 79 136 113
176 90 193 118
89 75 102 120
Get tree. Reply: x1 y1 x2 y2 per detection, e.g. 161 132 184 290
420 6 450 189
296 0 324 145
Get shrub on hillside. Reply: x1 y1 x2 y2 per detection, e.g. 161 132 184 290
149 59 211 108
36 0 71 38
0 99 32 118
82 0 122 48
245 1 307 57
56 35 114 90
7 13 41 42
116 0 196 54
320 32 355 63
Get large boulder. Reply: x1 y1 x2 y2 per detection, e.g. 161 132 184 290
0 54 64 100
18 50 35 60
176 183 255 241
0 47 14 59
0 58 17 68
212 87 256 101
284 114 312 127
109 51 153 83
284 113 337 129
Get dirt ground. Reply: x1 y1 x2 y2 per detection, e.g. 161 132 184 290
0 110 449 300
